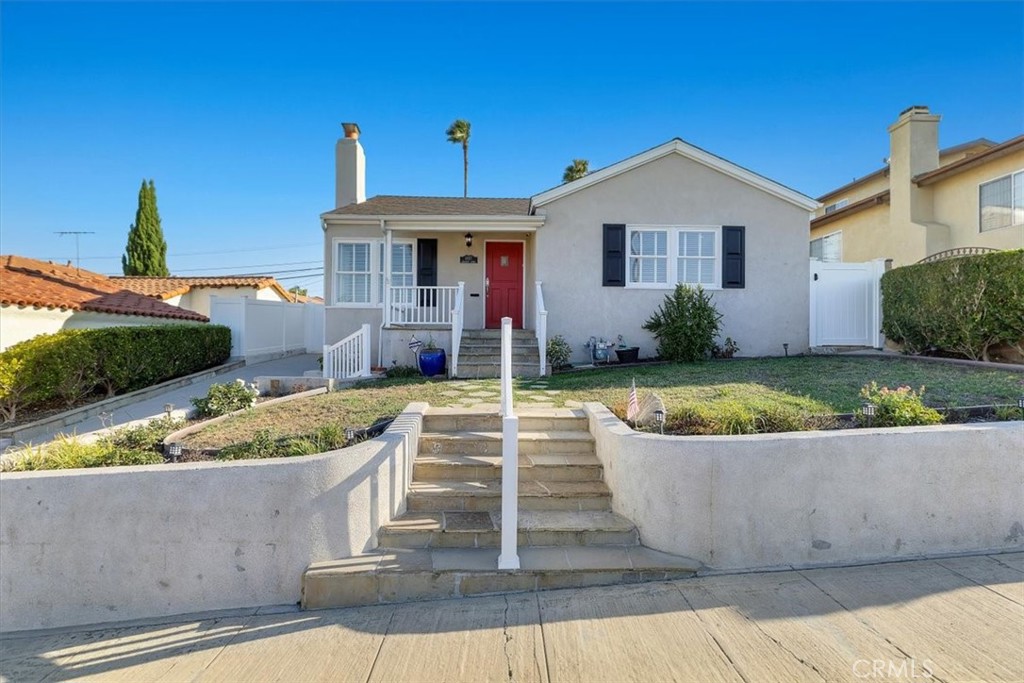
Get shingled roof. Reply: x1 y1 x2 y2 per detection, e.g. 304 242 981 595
324 195 532 216
0 256 208 322
110 275 292 301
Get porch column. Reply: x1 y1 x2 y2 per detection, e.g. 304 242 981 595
383 222 392 326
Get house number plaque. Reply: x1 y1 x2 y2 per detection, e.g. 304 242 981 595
460 255 478 263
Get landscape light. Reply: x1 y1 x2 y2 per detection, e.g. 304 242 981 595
654 409 665 434
1018 396 1024 420
862 402 876 428
345 427 356 443
167 442 182 463
164 403 174 418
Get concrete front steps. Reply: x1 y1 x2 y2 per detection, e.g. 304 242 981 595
301 406 700 611
457 328 541 378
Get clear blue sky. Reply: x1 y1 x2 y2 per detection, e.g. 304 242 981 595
2 2 1022 297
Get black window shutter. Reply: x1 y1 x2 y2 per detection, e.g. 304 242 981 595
722 226 745 289
602 224 626 287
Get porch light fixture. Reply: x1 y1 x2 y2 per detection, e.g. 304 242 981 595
166 442 182 463
653 409 665 434
345 427 356 443
862 402 876 428
464 232 473 248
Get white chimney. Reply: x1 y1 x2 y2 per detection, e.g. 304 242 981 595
336 122 365 208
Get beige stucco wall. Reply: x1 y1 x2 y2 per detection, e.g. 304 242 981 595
810 202 897 263
0 404 426 633
930 151 1024 254
323 222 536 364
535 153 812 360
816 172 890 217
586 403 1024 571
0 306 196 352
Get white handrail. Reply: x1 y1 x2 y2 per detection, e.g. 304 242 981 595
388 286 460 326
450 282 465 378
322 323 372 379
498 316 520 570
535 281 548 376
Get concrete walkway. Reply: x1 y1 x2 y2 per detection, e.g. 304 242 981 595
32 354 320 445
2 553 1021 682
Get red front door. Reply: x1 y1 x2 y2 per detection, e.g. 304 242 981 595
485 242 524 329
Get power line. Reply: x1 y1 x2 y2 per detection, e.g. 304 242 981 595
53 232 95 272
41 242 322 262
171 260 321 273
276 272 324 281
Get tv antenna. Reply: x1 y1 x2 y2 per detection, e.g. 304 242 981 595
53 231 95 272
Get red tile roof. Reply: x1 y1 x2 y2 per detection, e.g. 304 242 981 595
0 256 208 322
110 275 292 301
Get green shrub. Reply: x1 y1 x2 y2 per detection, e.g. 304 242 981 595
3 434 164 471
218 428 279 460
857 382 943 427
642 285 722 362
664 400 832 435
385 364 421 378
107 416 185 451
191 380 259 418
547 335 572 370
0 324 231 423
881 250 1024 361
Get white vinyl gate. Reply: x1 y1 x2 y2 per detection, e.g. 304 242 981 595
809 259 887 348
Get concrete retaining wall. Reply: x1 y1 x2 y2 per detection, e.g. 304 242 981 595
584 403 1024 571
0 403 426 633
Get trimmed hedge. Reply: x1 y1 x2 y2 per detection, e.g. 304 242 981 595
881 250 1024 361
0 324 231 422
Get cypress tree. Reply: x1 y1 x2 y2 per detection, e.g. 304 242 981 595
122 179 170 276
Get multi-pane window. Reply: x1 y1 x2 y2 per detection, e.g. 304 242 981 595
677 230 716 285
336 242 371 304
810 232 842 262
980 170 1024 231
379 243 415 303
629 230 668 284
823 198 849 215
627 226 720 288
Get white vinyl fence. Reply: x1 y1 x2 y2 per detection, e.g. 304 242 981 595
210 296 324 360
809 259 887 348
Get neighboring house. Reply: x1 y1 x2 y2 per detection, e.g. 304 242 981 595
321 123 818 373
811 106 1024 266
110 276 293 317
0 255 207 352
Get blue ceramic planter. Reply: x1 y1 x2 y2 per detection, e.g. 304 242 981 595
418 348 447 377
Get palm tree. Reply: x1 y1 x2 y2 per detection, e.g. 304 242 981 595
562 158 589 183
446 119 471 197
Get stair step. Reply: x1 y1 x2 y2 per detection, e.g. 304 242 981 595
462 329 537 338
419 430 594 456
301 546 700 610
407 479 611 512
424 408 588 433
378 510 639 549
414 452 602 482
455 364 542 379
458 352 539 363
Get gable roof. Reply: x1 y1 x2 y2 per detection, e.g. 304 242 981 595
324 196 531 217
531 138 819 211
0 255 208 322
913 135 1024 186
110 275 292 301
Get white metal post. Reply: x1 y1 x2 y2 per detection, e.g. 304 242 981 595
498 316 520 570
361 323 372 376
322 344 331 379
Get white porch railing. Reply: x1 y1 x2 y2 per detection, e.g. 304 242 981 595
386 286 460 326
498 316 520 570
535 281 548 376
450 282 465 378
323 323 372 380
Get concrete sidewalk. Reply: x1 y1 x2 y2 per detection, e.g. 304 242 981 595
28 354 320 445
2 553 1021 682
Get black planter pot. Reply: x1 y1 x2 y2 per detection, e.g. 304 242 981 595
615 346 640 364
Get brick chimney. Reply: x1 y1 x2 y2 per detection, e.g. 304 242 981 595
336 122 365 208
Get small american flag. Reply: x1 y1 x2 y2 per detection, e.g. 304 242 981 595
627 378 639 422
408 336 423 351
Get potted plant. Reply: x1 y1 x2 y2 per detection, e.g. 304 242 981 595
614 335 640 364
417 338 447 377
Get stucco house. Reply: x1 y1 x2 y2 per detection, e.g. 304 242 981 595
0 255 207 352
110 275 293 317
810 106 1024 266
321 124 818 376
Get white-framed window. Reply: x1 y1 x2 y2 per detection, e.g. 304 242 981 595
823 198 849 215
979 170 1024 232
626 226 721 289
332 238 415 307
810 231 842 262
335 241 372 304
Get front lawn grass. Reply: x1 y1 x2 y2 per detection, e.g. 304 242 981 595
182 356 1023 449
